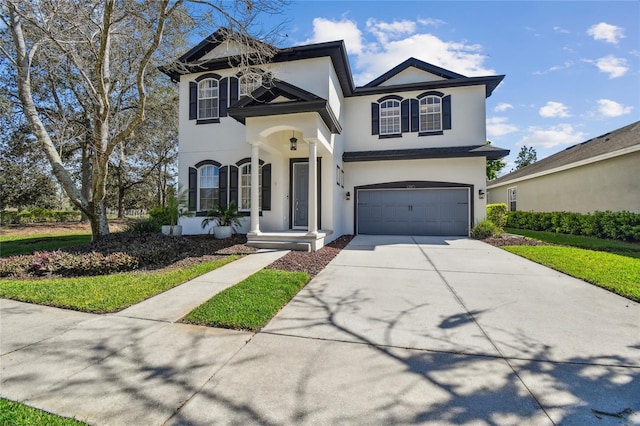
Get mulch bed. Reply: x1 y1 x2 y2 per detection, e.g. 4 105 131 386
482 235 553 247
267 234 354 276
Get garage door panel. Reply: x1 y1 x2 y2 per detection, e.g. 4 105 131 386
358 188 469 236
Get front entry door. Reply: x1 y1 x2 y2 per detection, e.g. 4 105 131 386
292 162 309 228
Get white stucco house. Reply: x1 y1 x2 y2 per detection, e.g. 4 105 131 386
161 28 509 250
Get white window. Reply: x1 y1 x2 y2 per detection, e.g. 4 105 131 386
508 187 517 212
240 73 262 98
420 95 442 132
239 164 262 211
198 79 219 119
379 100 401 135
199 165 219 210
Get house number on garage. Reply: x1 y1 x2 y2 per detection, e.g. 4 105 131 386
406 185 416 189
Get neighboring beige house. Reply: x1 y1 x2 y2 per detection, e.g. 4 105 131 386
161 28 509 250
487 121 640 214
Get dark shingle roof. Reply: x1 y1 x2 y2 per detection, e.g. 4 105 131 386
488 121 640 186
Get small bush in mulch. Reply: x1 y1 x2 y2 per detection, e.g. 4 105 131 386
70 233 255 269
0 250 139 277
482 235 553 247
267 234 354 276
0 233 256 278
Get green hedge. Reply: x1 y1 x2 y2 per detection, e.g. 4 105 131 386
486 203 508 230
506 210 640 242
1 209 82 225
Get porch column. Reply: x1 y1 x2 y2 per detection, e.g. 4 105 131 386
307 140 318 235
249 142 260 234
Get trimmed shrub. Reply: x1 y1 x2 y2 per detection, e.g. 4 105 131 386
0 250 139 277
471 220 501 239
0 209 81 225
506 210 640 242
486 203 508 230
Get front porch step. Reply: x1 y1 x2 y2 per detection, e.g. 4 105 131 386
247 241 311 252
246 230 333 252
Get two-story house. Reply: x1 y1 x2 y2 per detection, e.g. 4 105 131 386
161 28 509 251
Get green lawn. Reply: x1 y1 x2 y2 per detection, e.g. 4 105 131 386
0 256 238 313
183 269 310 331
0 398 87 426
0 234 92 257
503 245 640 302
504 228 640 258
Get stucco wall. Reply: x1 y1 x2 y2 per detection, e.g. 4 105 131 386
341 157 487 235
487 151 640 213
343 85 487 152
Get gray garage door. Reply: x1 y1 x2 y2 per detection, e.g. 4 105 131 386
357 188 469 236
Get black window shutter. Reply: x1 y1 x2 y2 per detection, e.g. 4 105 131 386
229 165 239 207
219 78 228 117
410 99 419 132
401 99 410 133
371 103 379 135
188 167 197 211
229 76 239 105
443 95 452 130
189 82 197 120
218 166 228 207
261 163 271 211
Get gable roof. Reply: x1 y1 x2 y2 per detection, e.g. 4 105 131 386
488 121 640 187
228 80 342 134
363 57 467 87
161 29 505 99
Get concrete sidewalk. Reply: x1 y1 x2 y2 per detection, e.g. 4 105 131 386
114 249 288 322
1 237 639 425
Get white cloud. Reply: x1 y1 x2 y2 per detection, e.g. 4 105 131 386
494 102 513 112
366 19 416 44
553 26 570 34
418 18 446 27
305 18 495 85
539 101 571 118
487 117 518 138
597 99 633 117
591 55 629 78
305 18 365 55
517 124 586 149
533 61 573 75
587 22 625 44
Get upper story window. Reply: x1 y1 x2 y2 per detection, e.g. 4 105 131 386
379 100 401 135
239 73 262 98
420 95 442 132
239 164 262 211
199 165 219 211
198 79 219 119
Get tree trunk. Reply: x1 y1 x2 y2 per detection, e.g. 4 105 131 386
87 200 110 240
117 186 125 218
80 128 93 223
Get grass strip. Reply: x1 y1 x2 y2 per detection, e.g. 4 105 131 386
183 269 310 331
0 234 92 257
0 256 238 313
504 228 640 258
0 398 88 426
503 245 640 303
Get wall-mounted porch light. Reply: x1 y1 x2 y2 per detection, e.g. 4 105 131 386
478 189 485 199
345 191 351 200
289 132 297 151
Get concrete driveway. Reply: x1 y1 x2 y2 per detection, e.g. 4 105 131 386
172 235 640 425
2 235 639 425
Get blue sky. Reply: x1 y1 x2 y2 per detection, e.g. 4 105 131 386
256 1 639 172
